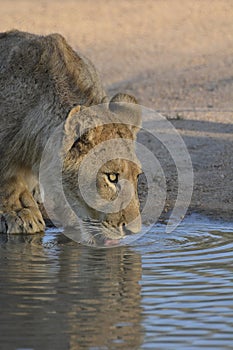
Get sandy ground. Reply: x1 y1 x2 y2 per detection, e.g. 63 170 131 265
1 0 233 221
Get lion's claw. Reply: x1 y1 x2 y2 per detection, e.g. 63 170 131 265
0 207 45 234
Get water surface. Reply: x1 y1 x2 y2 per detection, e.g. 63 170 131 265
0 214 233 350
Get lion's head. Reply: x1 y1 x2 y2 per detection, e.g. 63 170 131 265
60 93 142 245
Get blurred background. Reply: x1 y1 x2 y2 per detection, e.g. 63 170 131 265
1 0 233 122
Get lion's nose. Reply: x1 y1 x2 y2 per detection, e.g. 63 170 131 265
121 216 141 235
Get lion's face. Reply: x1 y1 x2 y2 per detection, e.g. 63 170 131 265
95 158 142 236
61 93 142 245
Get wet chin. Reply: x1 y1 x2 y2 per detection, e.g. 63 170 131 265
95 226 123 247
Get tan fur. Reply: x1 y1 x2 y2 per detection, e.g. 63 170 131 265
0 30 141 240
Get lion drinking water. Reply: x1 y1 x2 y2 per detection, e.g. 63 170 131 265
0 30 141 243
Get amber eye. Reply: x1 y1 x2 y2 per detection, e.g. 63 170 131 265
107 173 119 184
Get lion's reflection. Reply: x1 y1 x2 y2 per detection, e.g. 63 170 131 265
0 233 143 349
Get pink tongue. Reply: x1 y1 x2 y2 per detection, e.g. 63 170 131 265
104 239 119 247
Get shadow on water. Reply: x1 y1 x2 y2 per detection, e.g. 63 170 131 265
0 214 233 349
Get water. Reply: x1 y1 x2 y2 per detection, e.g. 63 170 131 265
0 214 233 350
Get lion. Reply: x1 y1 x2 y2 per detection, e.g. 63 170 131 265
0 30 142 244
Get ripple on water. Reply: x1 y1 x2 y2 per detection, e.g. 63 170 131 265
132 214 233 349
0 214 233 350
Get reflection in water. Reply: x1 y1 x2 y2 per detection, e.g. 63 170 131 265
0 215 233 349
58 242 143 349
0 233 143 350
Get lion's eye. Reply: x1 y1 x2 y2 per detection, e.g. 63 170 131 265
107 173 119 184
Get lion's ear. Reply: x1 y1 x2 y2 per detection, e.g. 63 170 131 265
63 105 102 153
109 93 141 138
63 105 82 152
64 106 81 137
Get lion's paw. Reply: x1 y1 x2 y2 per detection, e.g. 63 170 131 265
0 207 45 234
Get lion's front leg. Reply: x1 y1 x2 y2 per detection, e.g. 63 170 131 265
0 178 45 234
